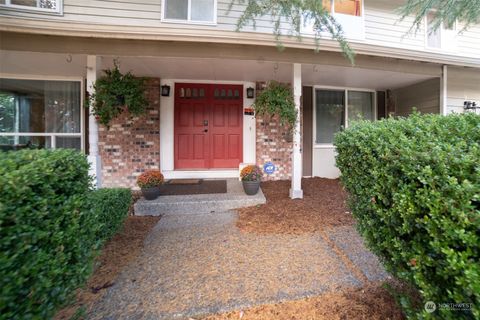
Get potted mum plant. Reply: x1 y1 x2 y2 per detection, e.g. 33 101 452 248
240 165 262 195
137 170 164 200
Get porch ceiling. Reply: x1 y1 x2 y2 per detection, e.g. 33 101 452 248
102 56 438 91
0 50 436 91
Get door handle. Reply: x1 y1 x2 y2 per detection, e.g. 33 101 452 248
204 129 208 133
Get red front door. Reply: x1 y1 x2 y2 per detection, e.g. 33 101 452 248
174 83 243 169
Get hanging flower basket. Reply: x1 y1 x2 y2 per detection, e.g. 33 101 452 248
86 60 148 128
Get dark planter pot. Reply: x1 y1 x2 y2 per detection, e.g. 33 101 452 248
142 187 160 200
242 180 260 196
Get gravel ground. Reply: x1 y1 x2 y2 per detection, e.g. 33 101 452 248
89 210 388 319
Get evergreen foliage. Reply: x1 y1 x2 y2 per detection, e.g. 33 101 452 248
229 0 355 64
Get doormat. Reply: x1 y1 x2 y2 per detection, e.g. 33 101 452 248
167 179 202 185
159 179 227 196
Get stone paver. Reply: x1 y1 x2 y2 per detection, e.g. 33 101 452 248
90 212 387 320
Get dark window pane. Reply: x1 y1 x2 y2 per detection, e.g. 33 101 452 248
315 89 345 144
165 0 188 20
56 136 81 150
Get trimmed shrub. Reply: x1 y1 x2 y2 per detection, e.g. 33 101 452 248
0 150 132 319
0 149 95 319
90 188 131 242
334 113 480 319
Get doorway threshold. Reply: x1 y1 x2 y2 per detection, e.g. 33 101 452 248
162 170 238 180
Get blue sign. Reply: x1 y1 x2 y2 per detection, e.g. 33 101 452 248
263 162 275 175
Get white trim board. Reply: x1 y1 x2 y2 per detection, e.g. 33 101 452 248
163 170 238 180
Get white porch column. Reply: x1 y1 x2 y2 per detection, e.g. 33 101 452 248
290 63 303 199
440 65 448 115
86 55 102 188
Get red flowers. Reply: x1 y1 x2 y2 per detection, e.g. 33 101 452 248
137 170 164 189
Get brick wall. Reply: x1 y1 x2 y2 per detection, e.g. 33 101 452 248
255 81 297 181
98 78 160 188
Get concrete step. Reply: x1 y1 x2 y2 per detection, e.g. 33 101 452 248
134 179 266 216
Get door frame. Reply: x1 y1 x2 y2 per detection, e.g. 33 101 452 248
173 82 244 170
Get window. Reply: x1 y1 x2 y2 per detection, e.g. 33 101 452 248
0 0 62 13
303 0 364 40
0 78 83 151
315 88 374 144
163 0 216 23
425 11 457 50
322 0 362 16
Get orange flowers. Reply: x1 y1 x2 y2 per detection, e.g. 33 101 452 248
240 165 262 181
137 170 164 189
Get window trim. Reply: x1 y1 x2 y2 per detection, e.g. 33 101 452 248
161 0 217 25
301 0 365 41
0 74 85 151
331 0 363 17
424 10 458 52
312 85 376 148
0 0 63 15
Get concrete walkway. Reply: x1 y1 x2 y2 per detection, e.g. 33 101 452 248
89 211 388 320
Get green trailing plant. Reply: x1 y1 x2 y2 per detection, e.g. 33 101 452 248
334 113 480 319
87 61 148 128
253 81 297 130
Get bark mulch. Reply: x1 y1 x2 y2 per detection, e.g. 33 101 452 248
54 216 160 319
224 178 408 320
236 177 355 234
202 281 405 320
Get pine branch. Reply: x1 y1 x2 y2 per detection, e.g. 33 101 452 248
398 0 480 34
228 0 355 65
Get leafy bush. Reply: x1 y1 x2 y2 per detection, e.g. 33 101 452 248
334 113 480 319
90 188 131 242
0 150 132 319
0 149 95 319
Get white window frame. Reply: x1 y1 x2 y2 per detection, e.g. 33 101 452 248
0 74 85 151
312 85 377 148
161 0 217 25
302 0 365 41
0 0 63 14
424 11 457 52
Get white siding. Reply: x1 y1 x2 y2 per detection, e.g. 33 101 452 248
446 66 480 114
393 78 440 116
0 0 479 59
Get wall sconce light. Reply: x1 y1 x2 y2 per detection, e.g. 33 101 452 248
161 85 171 97
464 100 478 110
246 87 255 99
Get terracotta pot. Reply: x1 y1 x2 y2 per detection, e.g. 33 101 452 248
242 180 260 196
141 186 160 200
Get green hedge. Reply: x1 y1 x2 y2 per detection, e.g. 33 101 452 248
91 188 131 242
334 113 480 319
0 149 131 319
